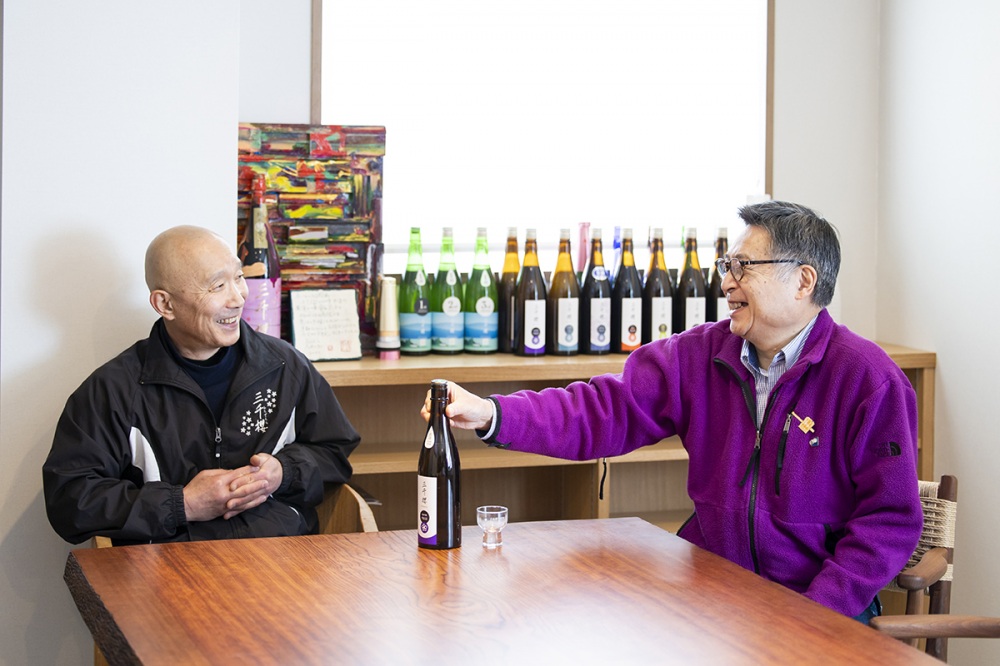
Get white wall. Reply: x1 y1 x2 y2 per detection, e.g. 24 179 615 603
0 2 239 664
239 0 311 123
878 1 1000 664
771 0 880 334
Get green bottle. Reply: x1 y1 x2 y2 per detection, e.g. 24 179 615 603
430 227 464 354
399 227 431 355
463 227 498 353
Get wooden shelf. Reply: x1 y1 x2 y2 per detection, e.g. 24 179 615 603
352 446 596 476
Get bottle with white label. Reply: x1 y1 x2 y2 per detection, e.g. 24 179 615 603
463 227 498 353
674 226 707 333
430 227 464 354
399 227 432 355
417 379 461 550
514 228 547 356
580 228 612 354
611 228 642 353
546 228 580 355
642 227 674 343
707 227 728 322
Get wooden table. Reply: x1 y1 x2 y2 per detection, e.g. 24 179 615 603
65 518 936 665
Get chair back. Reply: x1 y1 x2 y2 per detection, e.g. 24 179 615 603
317 483 379 534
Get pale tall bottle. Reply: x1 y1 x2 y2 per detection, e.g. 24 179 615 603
398 227 432 355
497 227 520 353
580 228 612 354
706 228 728 322
417 379 461 550
238 173 282 337
611 228 643 353
514 228 547 356
547 228 580 355
642 227 674 343
674 227 707 333
463 227 499 353
430 227 464 354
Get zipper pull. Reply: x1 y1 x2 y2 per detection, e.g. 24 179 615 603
775 413 793 496
214 427 222 464
740 431 761 487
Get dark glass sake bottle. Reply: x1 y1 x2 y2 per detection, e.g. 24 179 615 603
642 227 674 343
706 227 728 322
514 228 547 356
238 173 282 337
430 227 464 354
673 226 707 333
546 228 580 355
611 228 643 353
399 227 432 355
497 227 520 353
580 228 612 354
463 227 499 353
417 380 461 550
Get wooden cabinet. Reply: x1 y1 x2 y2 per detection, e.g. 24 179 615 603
315 342 935 532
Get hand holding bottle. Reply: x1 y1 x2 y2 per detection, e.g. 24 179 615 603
420 381 494 432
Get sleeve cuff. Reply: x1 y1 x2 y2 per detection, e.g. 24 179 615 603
476 397 507 447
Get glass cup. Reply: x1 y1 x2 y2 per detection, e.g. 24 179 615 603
476 505 508 549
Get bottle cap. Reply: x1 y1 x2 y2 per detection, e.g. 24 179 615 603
443 227 453 237
686 227 698 239
717 227 728 239
508 227 517 238
622 228 633 239
652 227 663 240
526 228 537 239
592 228 602 239
560 228 571 239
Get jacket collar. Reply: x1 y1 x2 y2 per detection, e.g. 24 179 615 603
139 318 282 389
714 309 835 384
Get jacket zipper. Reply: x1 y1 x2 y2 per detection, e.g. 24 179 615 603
715 358 777 575
774 411 793 496
215 427 223 467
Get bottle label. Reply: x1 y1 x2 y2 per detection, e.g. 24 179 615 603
649 296 673 340
417 474 438 545
715 297 729 321
445 270 458 286
592 266 608 281
556 297 579 352
620 297 642 351
589 297 611 352
685 297 707 330
400 312 432 353
475 296 495 316
432 297 464 352
464 310 499 352
522 299 546 354
242 277 281 338
480 271 492 288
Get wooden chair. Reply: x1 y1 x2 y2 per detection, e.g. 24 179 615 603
870 475 1000 661
316 482 379 534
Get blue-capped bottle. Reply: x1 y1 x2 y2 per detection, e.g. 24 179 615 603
399 227 432 355
463 227 498 353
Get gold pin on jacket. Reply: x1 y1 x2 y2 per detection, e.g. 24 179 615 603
791 411 814 434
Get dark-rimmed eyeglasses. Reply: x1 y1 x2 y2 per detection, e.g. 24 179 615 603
715 257 804 282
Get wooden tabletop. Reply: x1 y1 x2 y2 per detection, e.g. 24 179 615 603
65 518 936 665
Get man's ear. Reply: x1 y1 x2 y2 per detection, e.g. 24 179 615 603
796 264 818 300
149 289 175 320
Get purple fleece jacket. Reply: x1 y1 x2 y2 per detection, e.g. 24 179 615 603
491 309 922 617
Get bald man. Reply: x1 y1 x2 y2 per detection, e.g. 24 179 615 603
43 226 360 543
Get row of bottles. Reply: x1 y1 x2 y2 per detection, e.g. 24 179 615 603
394 225 729 357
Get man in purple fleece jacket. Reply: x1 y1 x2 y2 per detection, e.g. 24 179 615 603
425 201 922 623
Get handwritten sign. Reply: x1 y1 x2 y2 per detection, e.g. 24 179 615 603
290 289 362 361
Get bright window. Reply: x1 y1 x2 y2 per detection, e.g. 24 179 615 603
322 0 767 274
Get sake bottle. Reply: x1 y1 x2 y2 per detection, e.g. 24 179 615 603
514 228 547 356
497 227 520 353
546 228 580 355
706 227 728 322
398 227 432 355
417 379 461 550
580 228 612 355
611 228 642 353
642 228 674 343
463 227 499 353
674 226 707 333
238 173 282 337
430 227 464 354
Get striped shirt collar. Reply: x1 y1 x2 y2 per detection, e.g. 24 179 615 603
741 314 819 376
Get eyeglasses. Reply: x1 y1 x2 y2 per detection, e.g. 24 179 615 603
715 257 804 282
